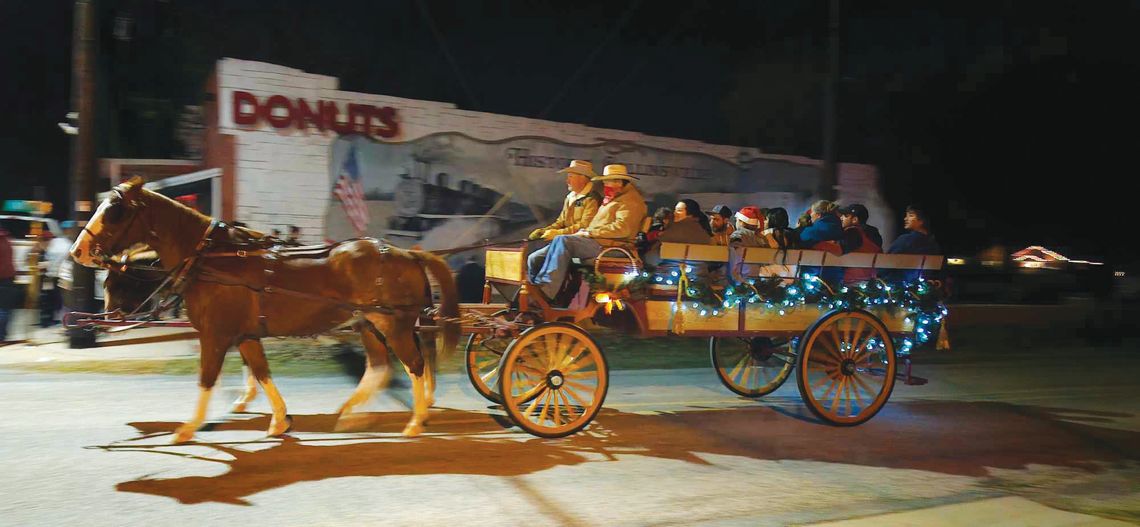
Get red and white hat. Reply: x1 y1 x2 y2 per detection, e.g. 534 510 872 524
735 206 763 227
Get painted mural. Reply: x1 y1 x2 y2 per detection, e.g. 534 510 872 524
323 132 826 259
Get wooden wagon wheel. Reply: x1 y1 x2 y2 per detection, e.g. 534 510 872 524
498 322 609 438
709 336 795 397
464 310 539 403
795 309 897 425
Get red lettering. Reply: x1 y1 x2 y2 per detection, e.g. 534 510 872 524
232 90 259 126
326 102 353 134
230 92 400 139
262 95 294 128
294 99 323 131
348 104 373 134
372 106 399 138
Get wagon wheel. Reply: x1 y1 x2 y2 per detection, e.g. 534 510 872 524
709 336 795 397
796 309 896 426
498 322 609 438
464 310 539 403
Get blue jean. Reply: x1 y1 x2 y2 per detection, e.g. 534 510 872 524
527 235 602 298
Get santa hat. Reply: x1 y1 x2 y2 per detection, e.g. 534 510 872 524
735 206 763 227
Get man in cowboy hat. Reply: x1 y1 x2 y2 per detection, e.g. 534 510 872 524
528 164 648 301
528 160 602 241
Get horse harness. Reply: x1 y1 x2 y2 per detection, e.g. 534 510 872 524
108 220 427 337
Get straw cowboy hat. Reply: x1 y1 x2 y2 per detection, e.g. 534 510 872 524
557 159 597 179
591 164 640 182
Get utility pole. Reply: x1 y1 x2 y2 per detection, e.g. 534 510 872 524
67 0 98 348
819 0 841 201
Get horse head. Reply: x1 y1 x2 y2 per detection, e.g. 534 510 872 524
102 245 165 315
71 176 152 268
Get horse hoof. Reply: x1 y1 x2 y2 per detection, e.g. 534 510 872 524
402 422 424 437
231 402 249 413
267 415 293 437
333 412 369 432
171 425 197 444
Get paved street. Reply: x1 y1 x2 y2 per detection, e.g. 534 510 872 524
1 335 1137 526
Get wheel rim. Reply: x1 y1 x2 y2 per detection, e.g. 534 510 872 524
798 311 895 425
711 337 794 397
500 324 608 437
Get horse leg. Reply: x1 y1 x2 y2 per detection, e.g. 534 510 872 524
362 314 427 437
236 338 292 437
172 335 227 444
417 333 437 409
335 321 393 428
230 363 259 413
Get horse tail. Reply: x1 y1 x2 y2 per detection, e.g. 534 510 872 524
411 251 460 358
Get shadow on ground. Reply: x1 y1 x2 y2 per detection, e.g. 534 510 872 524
104 400 1139 505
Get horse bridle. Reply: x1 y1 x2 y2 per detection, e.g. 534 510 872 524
83 188 153 267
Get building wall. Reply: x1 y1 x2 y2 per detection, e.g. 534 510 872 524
214 58 891 244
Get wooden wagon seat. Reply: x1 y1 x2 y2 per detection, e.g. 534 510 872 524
656 242 944 280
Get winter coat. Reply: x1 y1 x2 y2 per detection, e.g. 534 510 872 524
585 184 648 248
541 183 602 237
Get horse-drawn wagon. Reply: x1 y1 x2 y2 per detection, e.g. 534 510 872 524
67 179 947 442
457 242 945 437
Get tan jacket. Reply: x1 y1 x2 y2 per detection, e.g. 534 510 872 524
542 183 601 237
585 184 648 247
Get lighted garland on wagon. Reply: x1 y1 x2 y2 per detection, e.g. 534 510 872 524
584 266 948 354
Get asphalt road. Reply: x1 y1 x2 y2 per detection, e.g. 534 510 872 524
1 343 1138 526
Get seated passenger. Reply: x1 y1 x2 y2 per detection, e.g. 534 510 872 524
643 199 713 266
885 204 941 282
637 206 674 255
707 204 735 245
729 206 765 247
527 160 602 241
837 204 883 284
730 207 800 283
838 203 883 249
527 164 648 300
795 200 845 284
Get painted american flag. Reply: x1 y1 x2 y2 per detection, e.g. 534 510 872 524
333 144 369 236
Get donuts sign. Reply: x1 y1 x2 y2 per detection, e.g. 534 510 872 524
231 90 400 139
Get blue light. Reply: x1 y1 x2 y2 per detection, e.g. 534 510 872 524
671 271 679 277
787 287 799 296
723 300 731 308
655 276 663 283
712 310 720 316
778 309 785 316
666 280 674 285
700 310 708 316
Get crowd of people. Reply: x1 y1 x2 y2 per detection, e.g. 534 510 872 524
524 159 942 305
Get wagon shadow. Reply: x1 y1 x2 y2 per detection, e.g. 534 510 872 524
106 400 1140 505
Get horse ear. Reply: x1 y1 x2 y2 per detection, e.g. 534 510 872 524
124 176 146 194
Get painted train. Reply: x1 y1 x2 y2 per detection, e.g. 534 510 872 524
386 171 534 241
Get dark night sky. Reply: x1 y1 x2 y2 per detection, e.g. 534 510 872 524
3 0 1139 264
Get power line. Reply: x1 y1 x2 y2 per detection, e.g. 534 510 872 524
581 3 704 125
414 0 481 109
536 0 644 120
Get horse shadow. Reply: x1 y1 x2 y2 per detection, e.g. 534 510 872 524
102 400 1140 505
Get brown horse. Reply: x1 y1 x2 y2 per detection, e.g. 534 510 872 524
100 246 270 413
71 178 459 443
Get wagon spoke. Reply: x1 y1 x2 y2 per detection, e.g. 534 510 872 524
558 389 579 421
479 365 501 384
729 354 750 384
538 390 554 424
848 320 867 356
829 376 847 411
561 384 588 408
